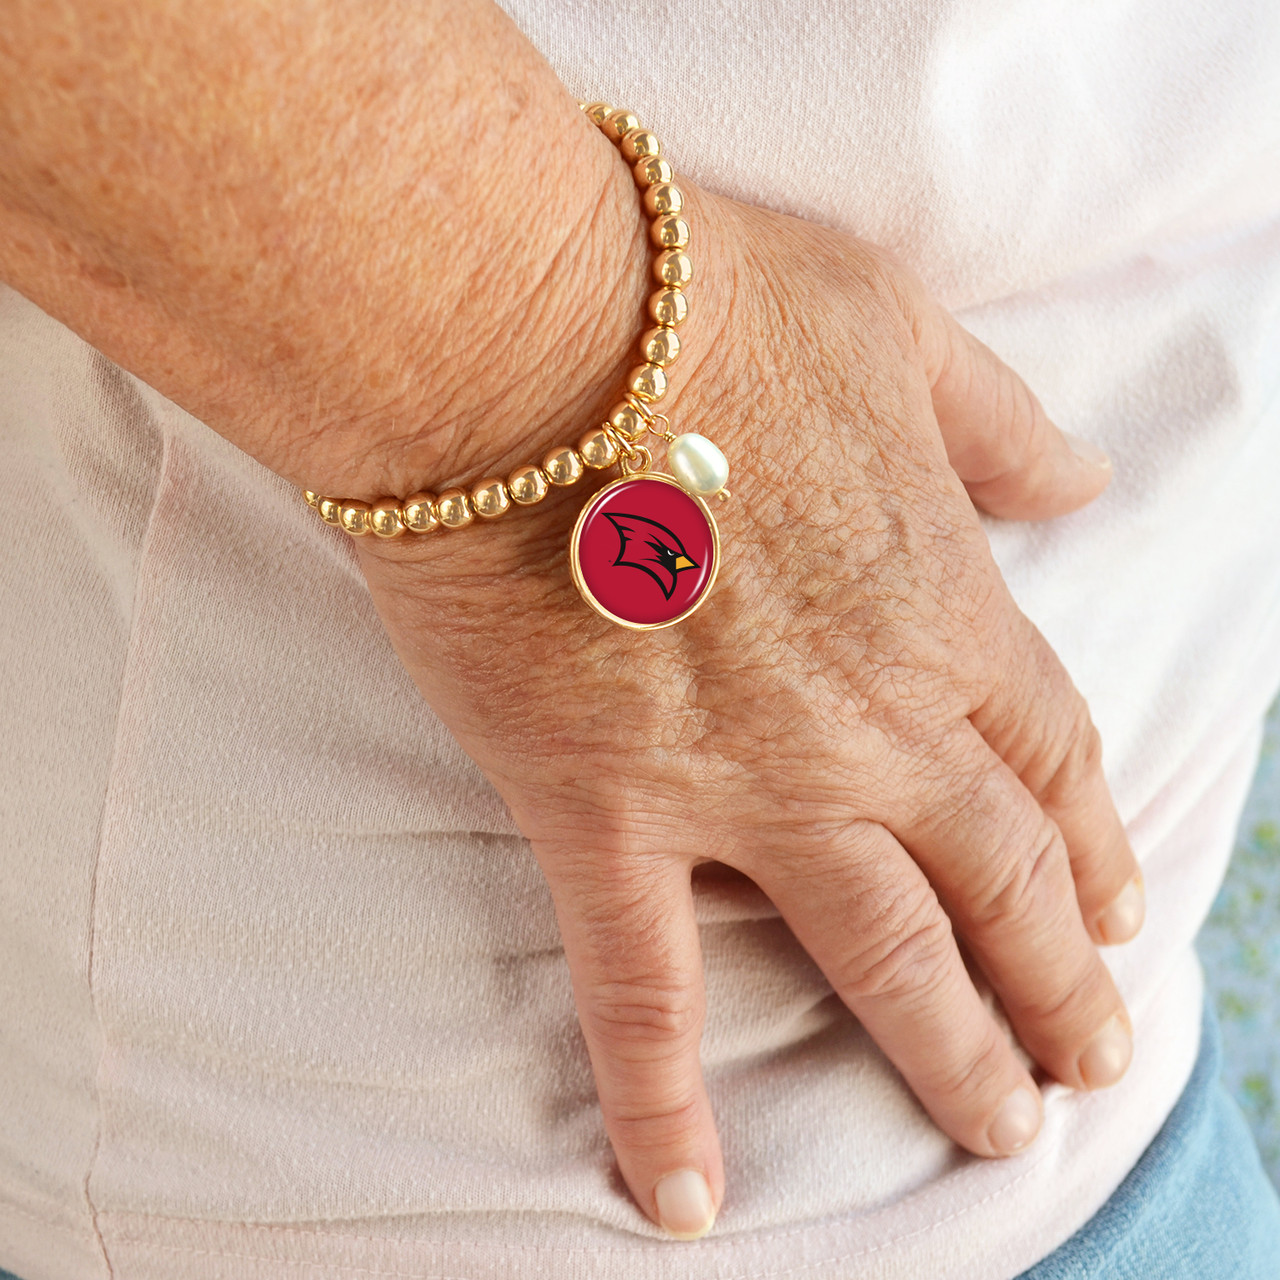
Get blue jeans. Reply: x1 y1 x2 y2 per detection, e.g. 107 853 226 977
1 1004 1276 1280
1019 998 1280 1278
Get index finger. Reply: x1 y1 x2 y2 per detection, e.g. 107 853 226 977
535 838 724 1240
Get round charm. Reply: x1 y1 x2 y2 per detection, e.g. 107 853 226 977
570 473 720 629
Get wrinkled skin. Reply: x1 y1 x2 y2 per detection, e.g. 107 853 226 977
0 2 1142 1238
352 190 1141 1234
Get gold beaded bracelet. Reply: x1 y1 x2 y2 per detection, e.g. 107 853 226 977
304 100 730 630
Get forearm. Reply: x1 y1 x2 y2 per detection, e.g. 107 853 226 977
0 0 646 494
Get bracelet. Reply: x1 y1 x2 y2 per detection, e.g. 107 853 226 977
303 100 729 631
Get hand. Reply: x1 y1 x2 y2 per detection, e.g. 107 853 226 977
352 189 1143 1238
0 5 1142 1240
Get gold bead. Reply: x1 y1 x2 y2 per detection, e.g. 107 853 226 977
339 500 372 537
543 445 584 486
601 108 640 142
628 363 668 402
640 325 681 367
401 492 439 533
316 496 343 525
651 215 690 250
303 490 319 507
369 499 406 538
508 464 549 505
608 401 648 441
472 477 511 519
654 249 693 288
648 287 689 326
435 489 474 529
633 155 674 187
620 127 661 163
578 427 620 469
583 101 613 127
643 182 684 216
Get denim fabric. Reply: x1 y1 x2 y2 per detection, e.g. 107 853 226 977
1019 998 1280 1279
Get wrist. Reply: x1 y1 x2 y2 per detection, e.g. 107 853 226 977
0 1 664 503
346 171 737 583
324 123 653 504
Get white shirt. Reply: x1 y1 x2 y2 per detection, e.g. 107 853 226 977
1 1 1279 1275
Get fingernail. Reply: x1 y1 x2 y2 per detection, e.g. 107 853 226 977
1065 431 1111 469
1097 876 1145 945
1079 1016 1133 1089
988 1085 1042 1155
655 1169 716 1240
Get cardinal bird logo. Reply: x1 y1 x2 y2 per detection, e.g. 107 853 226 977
604 512 700 600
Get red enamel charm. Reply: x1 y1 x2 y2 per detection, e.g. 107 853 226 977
570 473 721 628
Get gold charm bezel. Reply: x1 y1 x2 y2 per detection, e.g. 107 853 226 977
569 472 721 630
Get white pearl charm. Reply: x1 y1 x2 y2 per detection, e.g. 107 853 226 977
668 433 729 496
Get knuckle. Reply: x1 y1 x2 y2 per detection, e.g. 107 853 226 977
921 1021 1008 1108
834 898 956 1005
1037 704 1104 803
768 818 882 881
966 817 1070 935
985 367 1040 469
842 237 905 300
581 978 703 1061
1015 953 1112 1029
604 1094 704 1152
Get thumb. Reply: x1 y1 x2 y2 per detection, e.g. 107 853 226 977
916 298 1112 520
537 842 724 1240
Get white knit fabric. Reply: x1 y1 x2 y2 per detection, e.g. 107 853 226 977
1 2 1279 1277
